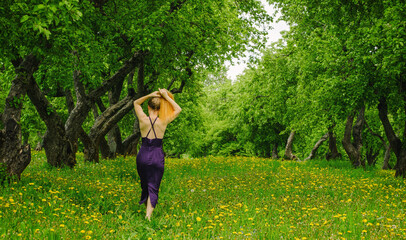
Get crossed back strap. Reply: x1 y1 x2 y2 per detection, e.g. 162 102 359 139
146 116 158 139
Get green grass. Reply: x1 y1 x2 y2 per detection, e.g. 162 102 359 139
1 152 406 239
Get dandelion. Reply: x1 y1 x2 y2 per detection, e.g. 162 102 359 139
196 217 201 222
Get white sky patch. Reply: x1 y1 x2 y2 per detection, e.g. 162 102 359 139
225 0 290 81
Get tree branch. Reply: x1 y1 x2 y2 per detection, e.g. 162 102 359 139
304 132 328 161
171 80 186 93
89 51 145 100
166 77 177 90
365 120 387 148
89 94 139 143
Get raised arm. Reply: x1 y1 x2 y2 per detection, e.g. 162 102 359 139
159 88 182 123
133 91 160 119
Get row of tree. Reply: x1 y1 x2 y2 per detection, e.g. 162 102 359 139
1 0 404 181
0 0 271 181
177 0 405 177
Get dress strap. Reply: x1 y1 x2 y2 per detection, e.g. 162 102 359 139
146 116 158 139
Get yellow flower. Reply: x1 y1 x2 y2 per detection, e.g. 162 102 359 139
196 217 201 222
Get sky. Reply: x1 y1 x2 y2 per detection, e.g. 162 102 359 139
225 0 290 81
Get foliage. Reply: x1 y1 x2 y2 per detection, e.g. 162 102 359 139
1 153 405 238
163 86 206 158
265 0 405 162
193 0 404 164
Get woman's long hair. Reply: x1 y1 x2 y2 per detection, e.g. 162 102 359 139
159 91 175 122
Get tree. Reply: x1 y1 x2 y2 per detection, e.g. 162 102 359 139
1 0 272 175
268 0 405 175
0 55 39 181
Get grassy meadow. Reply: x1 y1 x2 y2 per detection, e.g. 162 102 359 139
0 151 406 239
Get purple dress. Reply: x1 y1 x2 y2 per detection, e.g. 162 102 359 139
136 116 165 208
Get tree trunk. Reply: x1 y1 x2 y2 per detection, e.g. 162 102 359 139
35 131 44 151
382 146 392 170
26 73 76 168
342 107 365 167
326 126 341 160
271 142 279 159
378 97 406 177
364 120 390 167
284 131 298 160
123 69 140 156
85 58 145 162
122 133 141 155
79 128 99 163
92 101 112 159
65 51 143 162
366 147 380 166
0 54 38 180
304 132 328 161
87 94 138 161
106 69 126 156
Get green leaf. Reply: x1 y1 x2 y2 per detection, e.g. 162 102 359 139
49 5 57 13
43 29 51 39
20 15 29 23
34 4 45 12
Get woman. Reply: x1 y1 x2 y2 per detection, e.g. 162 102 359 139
133 88 182 220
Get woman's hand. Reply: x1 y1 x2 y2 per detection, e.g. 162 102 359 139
159 88 169 98
149 91 161 98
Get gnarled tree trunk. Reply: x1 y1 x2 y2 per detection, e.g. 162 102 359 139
26 75 76 168
342 107 365 167
304 132 328 161
271 142 279 159
92 102 112 159
87 94 138 162
0 54 39 180
378 97 406 177
284 130 299 160
106 67 126 157
326 125 342 160
382 146 392 170
364 120 391 168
